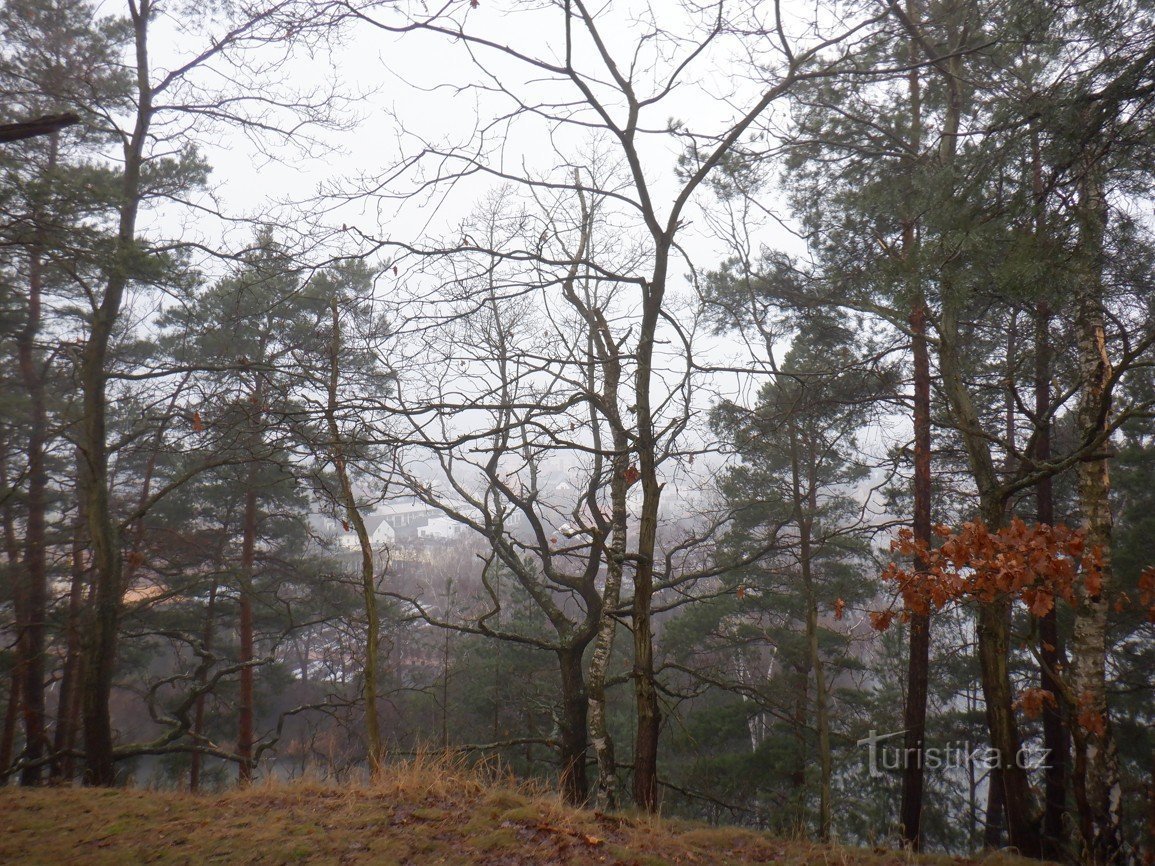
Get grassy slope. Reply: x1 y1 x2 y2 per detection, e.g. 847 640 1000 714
0 759 1038 865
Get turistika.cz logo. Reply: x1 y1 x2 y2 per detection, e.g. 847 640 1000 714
856 729 1052 778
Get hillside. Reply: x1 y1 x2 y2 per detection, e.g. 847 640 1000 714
0 759 1039 866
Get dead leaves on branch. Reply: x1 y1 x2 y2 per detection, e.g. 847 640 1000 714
1014 687 1058 720
1139 566 1155 623
877 518 1099 623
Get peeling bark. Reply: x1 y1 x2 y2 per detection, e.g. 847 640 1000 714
1070 164 1126 865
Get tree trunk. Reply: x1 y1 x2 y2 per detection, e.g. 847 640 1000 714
190 581 218 792
0 671 21 782
587 442 626 810
631 485 661 812
325 298 384 773
79 0 152 786
1034 299 1070 857
14 135 57 786
51 496 88 782
933 47 1041 841
789 426 830 838
1070 163 1125 865
630 245 668 814
802 447 832 841
898 3 930 840
0 446 21 780
986 765 1007 849
581 287 629 812
557 647 589 806
977 594 1041 857
901 303 933 849
939 297 1042 857
237 478 258 785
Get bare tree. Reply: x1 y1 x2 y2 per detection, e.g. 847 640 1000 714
340 0 888 810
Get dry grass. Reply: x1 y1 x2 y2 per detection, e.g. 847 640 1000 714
0 754 1046 865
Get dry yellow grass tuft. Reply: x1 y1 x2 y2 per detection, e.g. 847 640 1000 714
0 755 1052 865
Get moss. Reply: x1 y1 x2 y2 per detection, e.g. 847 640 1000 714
481 790 527 810
496 805 541 824
472 827 521 852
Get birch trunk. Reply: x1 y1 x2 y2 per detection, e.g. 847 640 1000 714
587 424 627 810
1070 163 1125 865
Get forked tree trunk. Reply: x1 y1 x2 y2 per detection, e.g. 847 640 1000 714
557 201 621 810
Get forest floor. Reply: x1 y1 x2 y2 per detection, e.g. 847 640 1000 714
0 756 1042 865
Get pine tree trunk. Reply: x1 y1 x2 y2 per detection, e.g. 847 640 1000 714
79 0 152 786
51 497 88 782
986 765 1007 848
802 442 832 840
190 581 217 792
898 2 932 841
14 136 56 785
901 302 933 849
237 478 258 785
0 671 21 782
1034 299 1070 857
0 447 21 780
931 37 1040 842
